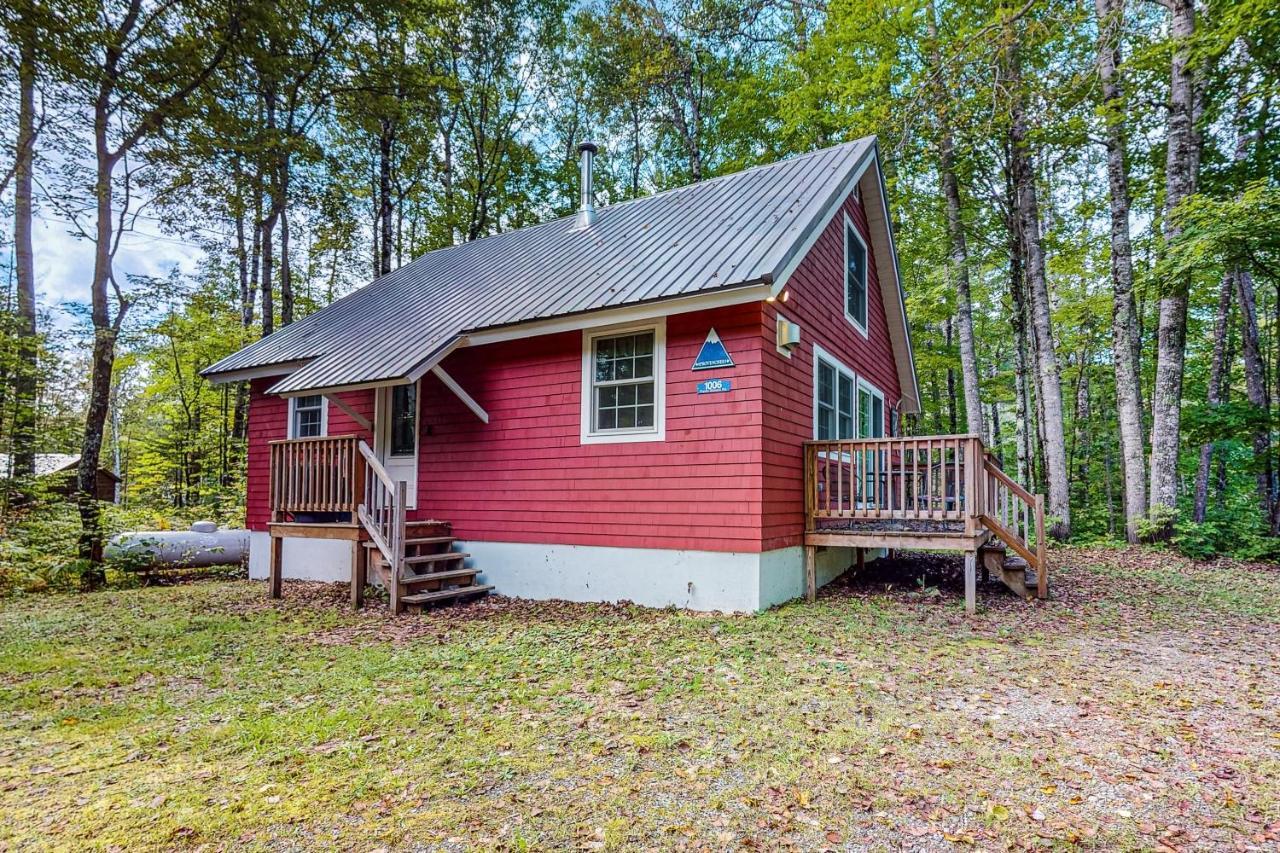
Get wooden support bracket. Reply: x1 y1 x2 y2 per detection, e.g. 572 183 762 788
324 394 372 432
431 366 489 423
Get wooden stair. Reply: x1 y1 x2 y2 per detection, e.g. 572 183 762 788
979 542 1037 600
364 520 492 613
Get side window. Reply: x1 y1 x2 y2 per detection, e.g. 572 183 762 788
858 381 885 438
581 320 666 444
290 395 325 438
845 217 868 333
815 352 856 440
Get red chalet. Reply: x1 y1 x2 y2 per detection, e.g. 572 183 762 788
203 137 1047 614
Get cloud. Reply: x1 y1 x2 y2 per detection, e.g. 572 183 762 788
30 211 204 329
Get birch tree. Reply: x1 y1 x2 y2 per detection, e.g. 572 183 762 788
926 0 983 441
1094 0 1145 541
1007 31 1070 539
1146 0 1198 532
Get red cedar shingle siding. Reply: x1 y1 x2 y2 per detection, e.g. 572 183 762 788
243 189 905 553
416 304 766 551
760 193 901 551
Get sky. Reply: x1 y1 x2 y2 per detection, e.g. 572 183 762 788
9 209 204 332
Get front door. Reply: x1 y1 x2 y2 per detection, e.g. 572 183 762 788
376 381 419 509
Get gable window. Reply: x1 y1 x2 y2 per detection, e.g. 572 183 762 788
289 395 326 439
844 213 868 334
581 320 666 443
389 383 417 456
814 347 856 440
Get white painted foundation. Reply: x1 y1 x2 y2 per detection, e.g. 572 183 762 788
250 532 872 612
459 540 867 613
247 531 351 583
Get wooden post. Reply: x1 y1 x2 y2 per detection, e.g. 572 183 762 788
389 480 407 615
1035 494 1048 599
804 545 817 603
855 547 865 573
962 437 979 535
350 539 367 610
964 551 976 615
803 444 815 532
269 534 283 599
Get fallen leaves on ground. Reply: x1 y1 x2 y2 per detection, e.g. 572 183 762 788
1 545 1278 850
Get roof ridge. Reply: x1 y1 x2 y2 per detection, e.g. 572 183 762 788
375 137 876 264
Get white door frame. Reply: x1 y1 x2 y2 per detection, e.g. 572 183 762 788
375 381 420 509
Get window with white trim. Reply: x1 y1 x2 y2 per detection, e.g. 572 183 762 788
289 395 326 438
844 214 868 333
582 321 665 443
857 378 885 502
814 347 856 440
858 379 885 438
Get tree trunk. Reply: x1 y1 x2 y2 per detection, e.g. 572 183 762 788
944 319 958 434
927 0 983 441
232 194 252 443
1237 268 1275 531
1009 38 1070 539
1193 272 1232 522
261 209 276 337
1147 0 1198 529
80 98 124 585
379 119 393 276
278 156 293 327
11 15 38 480
1007 180 1032 488
1095 0 1146 541
260 91 278 338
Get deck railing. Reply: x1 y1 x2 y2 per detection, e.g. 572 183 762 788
356 441 407 614
804 434 984 524
269 434 364 518
268 434 408 612
978 453 1047 598
804 434 1046 590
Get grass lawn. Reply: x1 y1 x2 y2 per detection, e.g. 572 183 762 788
2 547 1279 851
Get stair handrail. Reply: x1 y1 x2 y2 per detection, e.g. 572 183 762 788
357 439 407 614
979 454 1047 598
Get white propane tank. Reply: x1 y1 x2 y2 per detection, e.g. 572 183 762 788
106 522 250 569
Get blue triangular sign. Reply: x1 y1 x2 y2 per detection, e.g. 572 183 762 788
693 328 734 370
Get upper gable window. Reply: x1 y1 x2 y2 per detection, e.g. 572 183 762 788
844 213 868 335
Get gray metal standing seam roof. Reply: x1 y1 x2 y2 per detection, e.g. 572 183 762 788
202 137 882 395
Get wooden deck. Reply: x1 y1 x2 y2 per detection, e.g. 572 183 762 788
802 434 1047 612
264 433 1045 617
267 434 491 613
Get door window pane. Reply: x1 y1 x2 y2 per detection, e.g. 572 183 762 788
390 384 416 456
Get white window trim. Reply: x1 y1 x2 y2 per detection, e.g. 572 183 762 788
857 376 886 438
287 394 329 439
581 318 666 445
843 211 870 339
812 344 857 441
